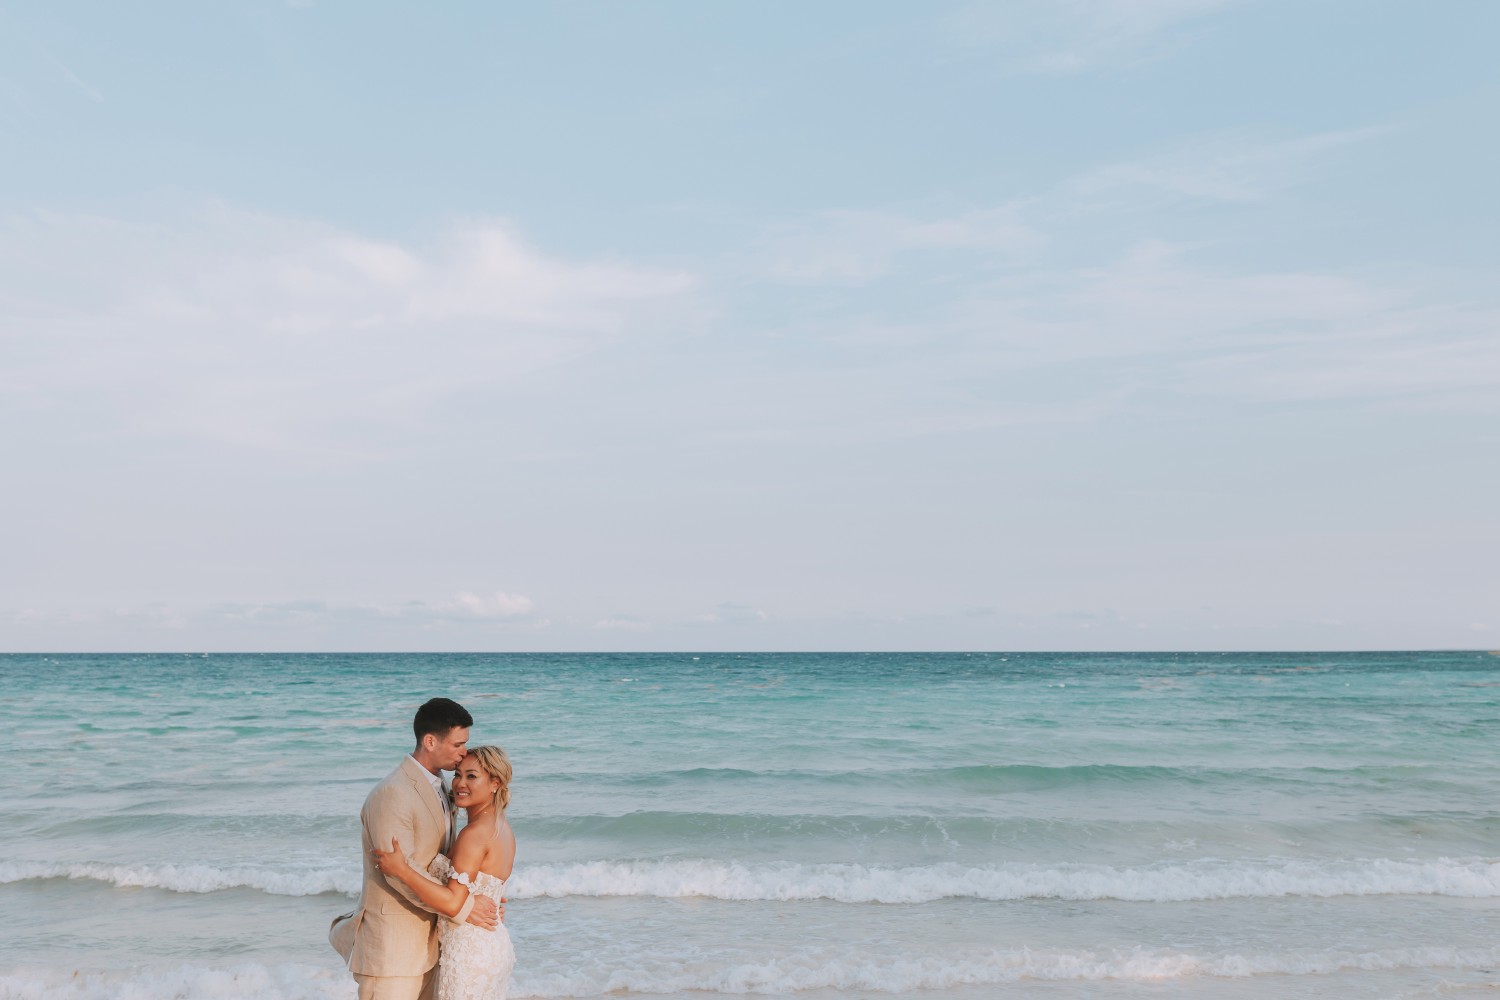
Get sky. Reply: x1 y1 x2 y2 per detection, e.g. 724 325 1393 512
1 0 1497 652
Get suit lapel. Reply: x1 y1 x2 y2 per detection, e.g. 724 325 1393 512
401 757 446 843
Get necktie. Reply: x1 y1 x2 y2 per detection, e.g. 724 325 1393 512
442 782 455 852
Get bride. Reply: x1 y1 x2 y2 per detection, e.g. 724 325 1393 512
374 745 517 1000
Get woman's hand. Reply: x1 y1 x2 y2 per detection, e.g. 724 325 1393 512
372 837 413 880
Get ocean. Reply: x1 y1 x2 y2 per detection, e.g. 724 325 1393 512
2 651 1499 999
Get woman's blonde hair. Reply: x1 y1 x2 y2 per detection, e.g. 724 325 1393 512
466 745 512 812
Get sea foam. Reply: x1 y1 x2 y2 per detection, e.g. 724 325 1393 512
0 860 358 897
7 856 1500 903
510 857 1500 902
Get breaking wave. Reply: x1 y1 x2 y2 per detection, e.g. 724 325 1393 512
7 856 1500 903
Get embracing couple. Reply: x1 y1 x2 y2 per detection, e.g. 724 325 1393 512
330 697 517 1000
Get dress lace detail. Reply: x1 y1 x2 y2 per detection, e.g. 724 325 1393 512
428 854 515 1000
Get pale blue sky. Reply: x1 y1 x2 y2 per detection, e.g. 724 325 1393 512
2 1 1496 651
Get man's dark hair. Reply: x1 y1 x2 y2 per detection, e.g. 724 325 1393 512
413 697 473 743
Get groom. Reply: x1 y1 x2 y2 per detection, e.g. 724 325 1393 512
330 697 502 1000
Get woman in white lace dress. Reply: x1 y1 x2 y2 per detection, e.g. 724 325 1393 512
374 745 516 1000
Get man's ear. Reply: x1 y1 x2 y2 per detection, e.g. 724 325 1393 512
421 732 437 753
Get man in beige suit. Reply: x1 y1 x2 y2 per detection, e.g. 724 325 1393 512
330 698 502 1000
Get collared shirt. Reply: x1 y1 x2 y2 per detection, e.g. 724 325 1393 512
407 754 450 820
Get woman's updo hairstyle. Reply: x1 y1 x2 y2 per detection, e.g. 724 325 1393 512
468 745 512 812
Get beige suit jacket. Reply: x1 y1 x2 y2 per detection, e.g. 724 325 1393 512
330 757 461 978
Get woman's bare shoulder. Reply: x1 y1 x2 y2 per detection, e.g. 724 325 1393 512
450 820 492 874
493 816 517 873
453 820 490 849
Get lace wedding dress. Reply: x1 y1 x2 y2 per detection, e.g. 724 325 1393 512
429 854 515 1000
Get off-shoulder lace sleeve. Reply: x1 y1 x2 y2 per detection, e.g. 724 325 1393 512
429 853 473 888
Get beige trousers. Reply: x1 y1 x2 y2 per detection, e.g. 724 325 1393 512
353 968 437 1000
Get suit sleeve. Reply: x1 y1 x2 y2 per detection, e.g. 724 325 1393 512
364 785 448 914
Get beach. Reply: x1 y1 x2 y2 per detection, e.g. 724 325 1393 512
3 651 1499 998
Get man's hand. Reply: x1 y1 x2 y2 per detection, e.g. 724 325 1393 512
467 894 501 930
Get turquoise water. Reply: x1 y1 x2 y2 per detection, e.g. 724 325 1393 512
3 651 1500 998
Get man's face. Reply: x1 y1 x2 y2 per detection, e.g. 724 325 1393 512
427 726 470 771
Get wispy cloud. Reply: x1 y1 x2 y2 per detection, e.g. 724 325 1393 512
10 591 544 632
761 206 1036 284
939 0 1236 74
593 615 650 632
0 206 694 455
690 603 769 626
1070 127 1390 204
1180 301 1500 404
713 117 1498 438
452 591 536 618
679 235 1500 455
945 239 1500 408
26 32 104 102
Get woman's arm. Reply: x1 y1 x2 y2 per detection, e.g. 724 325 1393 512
371 837 471 919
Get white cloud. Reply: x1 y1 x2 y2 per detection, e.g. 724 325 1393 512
692 603 769 626
593 616 650 631
940 0 1236 74
1071 127 1389 204
8 592 542 631
452 591 536 619
24 32 105 103
762 206 1036 284
709 118 1497 448
963 241 1500 405
702 230 1500 453
0 205 693 454
1181 305 1500 404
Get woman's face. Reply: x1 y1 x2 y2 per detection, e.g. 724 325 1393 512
451 754 495 809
